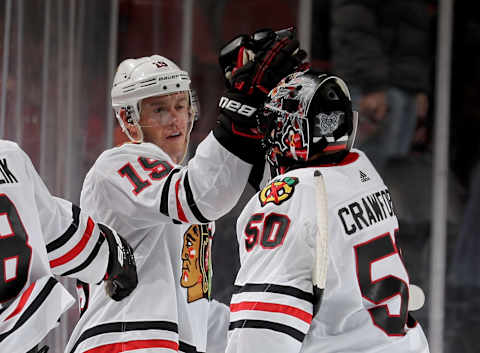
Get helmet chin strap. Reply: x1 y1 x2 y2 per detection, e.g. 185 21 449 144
177 111 195 164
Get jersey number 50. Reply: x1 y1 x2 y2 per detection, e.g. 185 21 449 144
0 194 32 302
244 213 290 252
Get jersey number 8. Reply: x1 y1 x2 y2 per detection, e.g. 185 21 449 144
0 194 32 302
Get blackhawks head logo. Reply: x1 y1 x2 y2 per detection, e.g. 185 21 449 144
180 224 211 303
259 177 299 207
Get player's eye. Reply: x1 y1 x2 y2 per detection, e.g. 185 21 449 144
175 103 187 111
154 107 167 113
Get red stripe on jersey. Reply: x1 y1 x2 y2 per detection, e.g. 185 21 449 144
49 217 95 268
230 301 312 324
175 179 188 223
4 281 35 321
84 339 179 353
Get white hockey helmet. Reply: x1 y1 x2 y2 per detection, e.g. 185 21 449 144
111 55 197 142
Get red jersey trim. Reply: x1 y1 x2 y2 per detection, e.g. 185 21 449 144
49 217 95 268
230 301 312 324
84 339 179 353
175 179 188 223
4 281 35 321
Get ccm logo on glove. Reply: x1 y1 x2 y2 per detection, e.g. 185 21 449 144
219 96 257 117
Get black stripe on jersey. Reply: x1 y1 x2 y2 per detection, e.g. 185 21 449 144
69 320 179 353
26 345 39 353
229 319 305 342
179 341 204 353
159 168 181 217
183 172 210 224
0 277 57 343
233 283 314 304
46 204 81 253
60 234 106 277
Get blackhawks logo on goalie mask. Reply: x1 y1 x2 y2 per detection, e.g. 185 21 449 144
259 177 299 207
180 225 211 303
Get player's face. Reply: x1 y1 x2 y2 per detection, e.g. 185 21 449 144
140 92 190 164
181 225 201 287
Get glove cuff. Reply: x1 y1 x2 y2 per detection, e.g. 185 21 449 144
213 118 264 165
99 224 118 280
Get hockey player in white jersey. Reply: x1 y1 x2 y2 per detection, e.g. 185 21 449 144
0 140 137 353
65 29 307 353
227 70 430 353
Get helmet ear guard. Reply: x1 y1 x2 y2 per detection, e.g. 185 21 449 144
124 105 136 125
114 104 144 143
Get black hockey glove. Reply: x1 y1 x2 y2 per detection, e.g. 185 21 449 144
219 27 308 98
214 28 308 164
99 224 138 301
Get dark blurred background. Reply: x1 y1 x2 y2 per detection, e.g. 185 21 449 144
0 0 479 352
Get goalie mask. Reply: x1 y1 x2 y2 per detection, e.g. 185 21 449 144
111 55 199 143
263 69 358 176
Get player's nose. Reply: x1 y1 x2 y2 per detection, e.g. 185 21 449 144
166 109 181 125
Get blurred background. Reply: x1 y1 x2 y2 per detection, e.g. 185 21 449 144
0 0 478 352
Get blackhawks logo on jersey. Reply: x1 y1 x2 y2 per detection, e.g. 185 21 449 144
259 176 298 207
180 224 212 303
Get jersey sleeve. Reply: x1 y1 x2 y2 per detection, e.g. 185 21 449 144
182 133 252 222
23 151 109 284
85 133 252 230
227 176 320 353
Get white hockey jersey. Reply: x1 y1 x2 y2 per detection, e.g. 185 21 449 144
65 133 250 353
227 150 430 353
0 140 112 353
